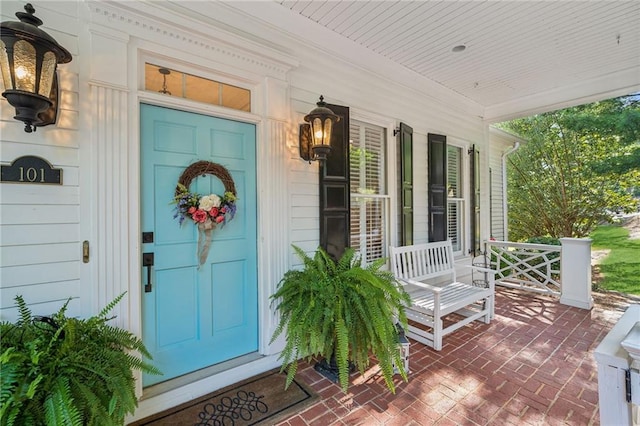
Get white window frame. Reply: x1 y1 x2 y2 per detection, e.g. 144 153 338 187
349 112 396 265
447 144 466 256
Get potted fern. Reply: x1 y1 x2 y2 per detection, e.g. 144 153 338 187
270 245 411 393
0 293 161 426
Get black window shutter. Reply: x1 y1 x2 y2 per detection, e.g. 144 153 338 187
399 123 413 246
428 133 447 242
470 144 481 256
320 103 350 261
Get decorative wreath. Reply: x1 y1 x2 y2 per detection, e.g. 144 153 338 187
172 161 238 267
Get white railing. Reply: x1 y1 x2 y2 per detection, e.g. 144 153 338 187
485 240 562 296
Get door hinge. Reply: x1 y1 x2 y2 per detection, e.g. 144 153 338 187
627 368 640 404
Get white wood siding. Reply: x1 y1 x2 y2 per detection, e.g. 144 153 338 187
0 81 81 320
488 127 526 241
0 1 81 320
287 58 485 258
489 148 506 241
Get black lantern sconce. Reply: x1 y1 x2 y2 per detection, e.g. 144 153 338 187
1 3 72 133
299 95 340 163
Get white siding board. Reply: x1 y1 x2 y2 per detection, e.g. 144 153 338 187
1 185 79 205
1 224 80 246
0 141 79 162
1 261 79 288
291 217 318 230
1 205 80 225
290 182 317 196
291 194 318 208
1 280 80 309
290 229 319 243
1 243 78 267
291 206 317 218
0 183 80 205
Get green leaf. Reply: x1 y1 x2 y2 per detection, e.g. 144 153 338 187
1 294 161 425
270 245 409 393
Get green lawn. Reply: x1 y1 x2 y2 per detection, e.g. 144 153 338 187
590 222 640 295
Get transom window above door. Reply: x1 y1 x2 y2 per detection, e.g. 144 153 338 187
144 63 251 112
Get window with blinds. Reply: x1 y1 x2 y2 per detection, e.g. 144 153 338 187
447 146 463 253
350 120 389 263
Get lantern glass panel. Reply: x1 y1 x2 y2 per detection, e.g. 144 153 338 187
323 118 333 146
311 117 323 146
39 51 56 97
0 40 11 91
14 40 36 92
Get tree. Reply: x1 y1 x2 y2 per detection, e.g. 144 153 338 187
499 95 639 241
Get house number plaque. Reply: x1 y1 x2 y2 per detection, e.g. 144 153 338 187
1 155 62 185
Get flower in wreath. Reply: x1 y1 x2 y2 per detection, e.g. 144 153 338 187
172 183 237 227
199 194 221 211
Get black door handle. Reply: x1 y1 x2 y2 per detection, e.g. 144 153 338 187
143 252 154 293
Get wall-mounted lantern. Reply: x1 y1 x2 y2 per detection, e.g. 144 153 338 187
0 3 72 133
299 95 340 163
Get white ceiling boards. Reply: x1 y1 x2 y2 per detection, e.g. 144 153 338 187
269 0 640 121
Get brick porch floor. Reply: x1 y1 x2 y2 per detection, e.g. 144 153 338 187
276 287 636 426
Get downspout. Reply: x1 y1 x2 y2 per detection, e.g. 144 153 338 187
502 142 520 241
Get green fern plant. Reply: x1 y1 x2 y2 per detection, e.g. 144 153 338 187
0 293 161 426
270 245 411 393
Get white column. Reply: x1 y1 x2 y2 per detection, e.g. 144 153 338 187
259 77 291 355
622 322 640 425
594 305 639 426
85 23 132 328
559 238 593 309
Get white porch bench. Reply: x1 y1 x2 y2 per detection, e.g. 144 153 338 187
390 240 495 351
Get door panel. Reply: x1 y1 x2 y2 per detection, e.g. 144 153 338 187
141 104 257 387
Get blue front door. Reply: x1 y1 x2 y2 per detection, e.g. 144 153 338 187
140 104 258 387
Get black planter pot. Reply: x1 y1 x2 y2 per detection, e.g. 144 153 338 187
313 355 356 384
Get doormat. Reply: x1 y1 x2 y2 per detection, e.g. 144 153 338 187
130 369 318 426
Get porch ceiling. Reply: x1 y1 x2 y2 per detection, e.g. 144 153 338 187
126 0 639 122
272 0 640 122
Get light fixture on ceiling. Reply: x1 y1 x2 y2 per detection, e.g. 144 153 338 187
299 95 340 163
158 67 171 95
452 45 466 53
0 3 73 133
